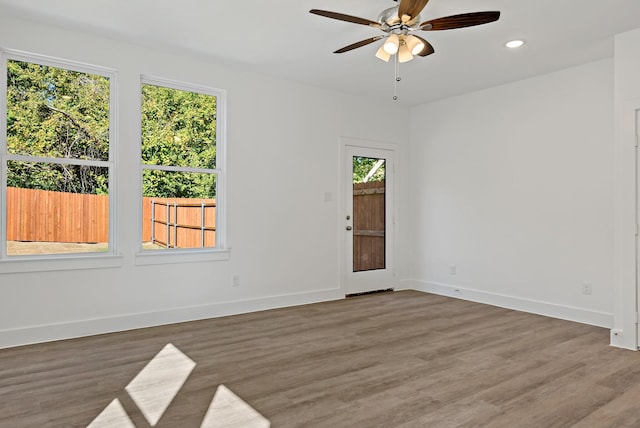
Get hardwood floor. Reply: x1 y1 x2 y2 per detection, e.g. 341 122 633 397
2 290 640 427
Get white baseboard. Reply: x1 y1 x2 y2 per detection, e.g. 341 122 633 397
398 279 613 329
0 288 344 349
2 282 619 350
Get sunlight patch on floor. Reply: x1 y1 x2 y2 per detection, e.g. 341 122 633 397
201 385 270 428
87 399 135 428
87 343 270 427
125 343 196 426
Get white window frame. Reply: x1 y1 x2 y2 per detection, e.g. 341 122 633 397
0 49 121 273
135 75 228 265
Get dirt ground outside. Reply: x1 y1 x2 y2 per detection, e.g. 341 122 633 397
7 241 163 255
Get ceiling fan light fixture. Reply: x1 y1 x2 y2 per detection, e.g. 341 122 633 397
309 3 502 101
383 34 400 55
405 35 425 56
375 44 391 62
398 43 414 63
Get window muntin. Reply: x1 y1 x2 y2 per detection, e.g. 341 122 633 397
141 77 224 251
1 52 115 258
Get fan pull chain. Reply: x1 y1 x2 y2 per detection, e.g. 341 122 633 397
393 53 400 101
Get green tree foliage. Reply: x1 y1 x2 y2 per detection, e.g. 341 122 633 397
141 84 217 198
6 60 110 194
353 157 385 183
6 62 218 199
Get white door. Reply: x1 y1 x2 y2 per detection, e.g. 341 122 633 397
344 143 395 295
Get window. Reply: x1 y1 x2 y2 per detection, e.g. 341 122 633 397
140 76 225 253
1 50 115 259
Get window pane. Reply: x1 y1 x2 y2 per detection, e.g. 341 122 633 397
7 160 109 194
142 170 217 249
6 161 109 256
6 60 110 161
141 84 217 169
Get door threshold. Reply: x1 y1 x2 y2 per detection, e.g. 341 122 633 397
346 288 394 298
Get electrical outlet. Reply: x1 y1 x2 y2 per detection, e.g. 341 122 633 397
449 264 457 275
582 282 592 295
232 275 240 287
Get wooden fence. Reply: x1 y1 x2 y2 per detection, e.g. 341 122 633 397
8 183 379 254
353 181 386 272
7 187 109 243
7 187 216 248
142 197 216 248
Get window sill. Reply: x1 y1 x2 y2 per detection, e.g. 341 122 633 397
0 253 124 274
134 248 230 266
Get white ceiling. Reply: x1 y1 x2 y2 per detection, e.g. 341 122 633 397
2 0 640 106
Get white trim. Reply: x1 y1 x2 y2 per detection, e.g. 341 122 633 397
612 97 640 350
6 154 110 168
140 74 224 99
1 48 116 78
0 254 123 274
340 137 399 296
108 63 119 256
141 164 219 175
0 52 6 258
134 248 230 265
0 287 343 349
139 75 227 253
400 279 614 329
341 136 400 152
0 49 118 261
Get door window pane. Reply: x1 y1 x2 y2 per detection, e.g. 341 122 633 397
352 156 386 272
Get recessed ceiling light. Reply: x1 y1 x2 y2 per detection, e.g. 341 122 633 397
506 40 525 49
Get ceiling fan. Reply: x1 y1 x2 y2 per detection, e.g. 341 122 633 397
310 0 500 64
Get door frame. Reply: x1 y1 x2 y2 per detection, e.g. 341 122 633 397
634 102 640 350
612 97 640 350
340 137 398 296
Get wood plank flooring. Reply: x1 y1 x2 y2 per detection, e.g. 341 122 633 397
2 290 640 427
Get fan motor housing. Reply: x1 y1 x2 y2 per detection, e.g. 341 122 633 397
378 6 421 30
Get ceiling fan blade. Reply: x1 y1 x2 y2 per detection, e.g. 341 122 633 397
411 35 435 57
334 36 385 54
398 0 430 21
420 11 500 31
309 9 381 28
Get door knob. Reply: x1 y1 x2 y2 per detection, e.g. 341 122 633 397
346 226 352 231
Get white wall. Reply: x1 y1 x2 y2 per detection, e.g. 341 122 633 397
406 59 615 328
3 12 635 351
612 28 640 349
0 14 411 348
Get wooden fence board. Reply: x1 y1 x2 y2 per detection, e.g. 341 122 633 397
7 187 109 243
7 187 216 248
353 181 386 272
142 197 216 248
